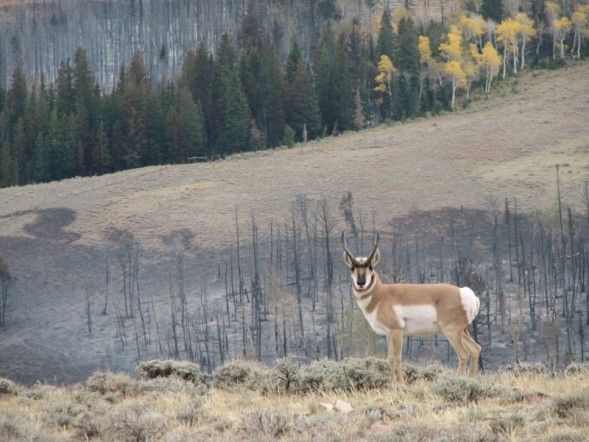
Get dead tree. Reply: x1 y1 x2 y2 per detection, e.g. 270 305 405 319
0 257 11 327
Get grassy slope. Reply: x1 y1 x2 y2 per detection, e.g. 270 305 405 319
0 365 587 441
1 63 588 252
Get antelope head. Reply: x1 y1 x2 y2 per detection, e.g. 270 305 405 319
341 231 380 292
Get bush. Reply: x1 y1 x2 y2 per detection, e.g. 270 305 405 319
553 392 589 418
139 375 207 396
241 410 292 438
45 401 84 428
282 125 295 148
564 362 589 376
294 357 389 393
403 363 446 384
504 362 548 376
0 378 19 396
431 376 501 403
104 401 168 441
137 360 208 385
176 398 205 426
373 421 495 442
84 371 138 399
274 358 300 393
213 360 276 393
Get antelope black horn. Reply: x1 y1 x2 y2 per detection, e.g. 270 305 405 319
365 231 380 265
341 231 358 266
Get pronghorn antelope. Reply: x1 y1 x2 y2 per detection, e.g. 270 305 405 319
342 232 481 382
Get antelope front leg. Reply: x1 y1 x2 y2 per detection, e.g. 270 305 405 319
387 330 404 383
386 333 397 383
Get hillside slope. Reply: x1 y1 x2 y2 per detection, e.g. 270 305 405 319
0 64 588 385
1 64 587 252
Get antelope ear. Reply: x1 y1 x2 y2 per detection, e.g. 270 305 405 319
369 249 380 268
343 252 355 269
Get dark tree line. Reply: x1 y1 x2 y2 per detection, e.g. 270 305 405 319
0 9 468 188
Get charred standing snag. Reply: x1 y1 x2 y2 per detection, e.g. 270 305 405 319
341 231 481 381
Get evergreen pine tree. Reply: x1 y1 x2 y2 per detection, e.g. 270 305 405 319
395 18 420 118
239 11 285 148
121 53 149 167
213 34 250 155
180 43 214 153
285 42 321 140
315 27 354 134
375 10 397 121
165 88 204 162
376 8 396 60
6 67 27 141
481 0 504 22
56 60 74 116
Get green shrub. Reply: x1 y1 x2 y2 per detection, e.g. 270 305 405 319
403 363 446 383
176 398 205 426
72 411 102 440
431 376 500 403
137 360 208 385
294 357 389 393
104 401 168 441
0 378 19 396
274 358 300 393
564 362 589 376
84 371 138 398
553 392 589 418
213 360 276 393
489 413 525 435
504 362 548 376
139 375 207 396
282 125 296 148
45 401 84 428
241 410 293 438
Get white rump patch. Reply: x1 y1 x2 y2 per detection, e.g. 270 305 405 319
460 287 480 324
393 305 439 336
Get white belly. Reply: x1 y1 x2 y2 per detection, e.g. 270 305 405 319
394 305 440 336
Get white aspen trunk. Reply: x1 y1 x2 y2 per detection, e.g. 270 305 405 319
451 76 456 109
520 39 526 69
502 46 507 78
513 46 518 74
553 35 557 60
560 37 565 59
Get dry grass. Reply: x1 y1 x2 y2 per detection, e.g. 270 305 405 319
0 361 587 441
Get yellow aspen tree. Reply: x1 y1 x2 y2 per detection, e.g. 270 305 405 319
479 41 501 92
554 17 572 59
439 27 466 109
496 18 521 77
514 12 535 70
485 19 497 44
439 26 463 62
571 5 589 59
458 14 486 48
374 54 396 118
417 35 437 102
463 43 480 99
443 60 466 109
545 1 561 59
